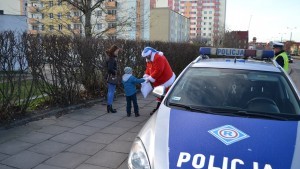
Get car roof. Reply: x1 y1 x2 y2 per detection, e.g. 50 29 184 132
190 58 282 72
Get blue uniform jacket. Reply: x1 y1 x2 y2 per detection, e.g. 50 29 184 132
122 74 145 96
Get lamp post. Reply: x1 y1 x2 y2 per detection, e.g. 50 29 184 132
287 27 297 41
278 33 286 42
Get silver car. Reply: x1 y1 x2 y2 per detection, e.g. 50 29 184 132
128 48 300 169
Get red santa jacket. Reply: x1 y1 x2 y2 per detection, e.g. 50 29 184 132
145 53 174 87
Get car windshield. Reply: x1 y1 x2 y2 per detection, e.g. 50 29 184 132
166 67 300 118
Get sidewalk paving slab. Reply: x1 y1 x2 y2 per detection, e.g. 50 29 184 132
0 93 157 169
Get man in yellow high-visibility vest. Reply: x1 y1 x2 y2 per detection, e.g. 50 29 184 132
272 42 289 72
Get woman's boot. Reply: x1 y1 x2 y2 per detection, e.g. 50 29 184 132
107 105 110 113
110 105 117 113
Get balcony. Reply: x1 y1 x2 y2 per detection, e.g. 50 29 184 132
71 16 81 23
213 30 219 33
105 14 116 22
28 18 39 24
29 6 39 13
73 29 81 34
105 1 117 9
68 4 77 10
106 28 116 35
28 30 38 34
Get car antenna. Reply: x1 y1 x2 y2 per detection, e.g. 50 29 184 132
234 56 237 63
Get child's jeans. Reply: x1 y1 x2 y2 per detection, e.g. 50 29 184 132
126 93 138 114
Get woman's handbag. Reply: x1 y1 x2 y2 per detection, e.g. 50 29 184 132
107 74 119 85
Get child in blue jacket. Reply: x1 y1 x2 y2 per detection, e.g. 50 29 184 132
122 67 145 117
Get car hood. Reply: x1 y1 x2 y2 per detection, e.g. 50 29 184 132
138 106 300 169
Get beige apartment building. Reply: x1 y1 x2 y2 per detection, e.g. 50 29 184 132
26 0 119 37
150 7 189 42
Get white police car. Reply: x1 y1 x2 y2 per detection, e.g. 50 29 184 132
128 48 300 169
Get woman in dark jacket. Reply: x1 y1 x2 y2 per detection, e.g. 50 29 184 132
105 45 120 113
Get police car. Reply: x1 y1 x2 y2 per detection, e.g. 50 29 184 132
128 48 300 169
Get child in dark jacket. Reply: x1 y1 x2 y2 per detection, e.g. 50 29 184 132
122 67 145 117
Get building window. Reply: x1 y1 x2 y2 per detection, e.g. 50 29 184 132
41 13 44 19
58 0 62 6
97 23 102 30
57 13 62 19
203 33 206 36
108 23 116 28
49 1 53 7
49 13 53 19
204 17 207 19
96 10 102 17
204 11 207 14
66 12 71 18
74 11 80 16
107 10 116 15
68 24 71 30
32 25 38 30
58 24 63 30
41 25 44 31
49 25 54 30
74 24 81 30
209 17 212 19
209 11 212 14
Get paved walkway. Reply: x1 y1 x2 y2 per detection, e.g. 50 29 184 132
0 93 157 169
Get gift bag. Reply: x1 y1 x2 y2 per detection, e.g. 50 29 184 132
107 75 119 85
141 82 153 98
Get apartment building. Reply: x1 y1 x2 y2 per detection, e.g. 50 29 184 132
116 0 150 40
25 0 150 40
26 0 84 35
153 0 226 45
150 7 189 42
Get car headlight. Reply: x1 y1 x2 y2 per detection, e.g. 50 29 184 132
128 138 151 169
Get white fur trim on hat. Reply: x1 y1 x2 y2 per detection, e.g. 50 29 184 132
142 50 152 57
142 47 158 57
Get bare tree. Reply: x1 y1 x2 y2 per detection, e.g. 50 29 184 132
62 0 105 37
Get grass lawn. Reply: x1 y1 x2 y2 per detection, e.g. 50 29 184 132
0 79 52 111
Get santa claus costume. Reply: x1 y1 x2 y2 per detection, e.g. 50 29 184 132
142 47 176 115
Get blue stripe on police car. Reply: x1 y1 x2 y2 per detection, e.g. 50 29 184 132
168 109 298 169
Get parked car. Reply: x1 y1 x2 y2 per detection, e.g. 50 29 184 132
128 47 300 169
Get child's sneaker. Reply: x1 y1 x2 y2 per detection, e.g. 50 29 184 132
135 113 140 117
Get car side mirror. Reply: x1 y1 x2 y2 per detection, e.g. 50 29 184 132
152 86 166 99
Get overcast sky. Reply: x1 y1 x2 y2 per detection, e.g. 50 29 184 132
226 0 300 42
